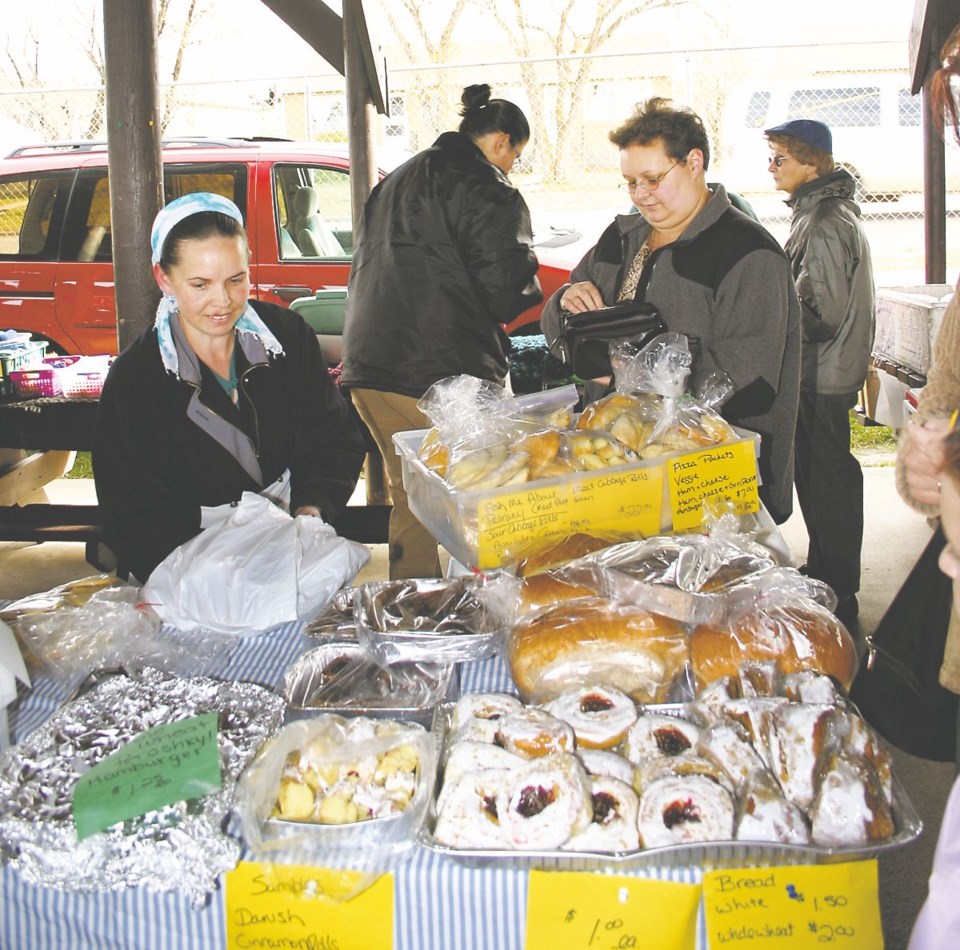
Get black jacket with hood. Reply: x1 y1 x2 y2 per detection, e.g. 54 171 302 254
340 131 542 398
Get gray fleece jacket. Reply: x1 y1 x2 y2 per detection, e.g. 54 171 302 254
541 184 801 524
783 168 875 394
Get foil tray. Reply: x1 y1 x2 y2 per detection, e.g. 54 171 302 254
418 702 923 871
281 643 459 726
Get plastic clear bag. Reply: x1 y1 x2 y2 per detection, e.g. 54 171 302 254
689 566 857 692
9 583 214 689
142 491 370 635
235 716 437 900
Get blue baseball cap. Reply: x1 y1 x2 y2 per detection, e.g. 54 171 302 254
764 119 832 154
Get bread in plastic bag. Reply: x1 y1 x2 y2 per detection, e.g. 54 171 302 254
688 567 857 692
506 595 690 703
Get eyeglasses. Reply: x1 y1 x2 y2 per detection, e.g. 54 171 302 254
619 159 682 194
769 154 792 168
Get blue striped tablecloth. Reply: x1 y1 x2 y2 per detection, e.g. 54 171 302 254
1 619 707 950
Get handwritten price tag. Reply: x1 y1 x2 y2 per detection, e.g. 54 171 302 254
476 467 663 568
225 861 393 949
702 861 882 948
666 439 760 532
525 870 700 950
72 712 220 840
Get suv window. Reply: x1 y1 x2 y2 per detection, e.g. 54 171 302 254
0 171 75 259
787 86 881 127
274 163 352 260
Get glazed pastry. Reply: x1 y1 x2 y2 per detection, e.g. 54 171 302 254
434 768 509 849
720 697 789 771
450 692 523 733
766 702 838 809
497 753 593 849
637 774 735 848
544 684 638 749
688 676 742 725
495 707 575 758
696 720 771 790
438 741 525 812
809 749 896 847
576 748 636 786
623 713 702 766
516 572 598 616
562 775 640 852
634 752 735 796
782 669 844 706
735 770 811 845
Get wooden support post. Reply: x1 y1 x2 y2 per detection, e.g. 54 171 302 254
102 0 165 351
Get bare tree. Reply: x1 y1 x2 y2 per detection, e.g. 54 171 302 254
0 0 210 141
371 0 476 152
490 0 677 182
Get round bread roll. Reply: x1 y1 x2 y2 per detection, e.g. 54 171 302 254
517 532 617 577
507 596 689 704
690 604 857 692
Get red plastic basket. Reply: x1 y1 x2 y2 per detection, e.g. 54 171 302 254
8 365 63 397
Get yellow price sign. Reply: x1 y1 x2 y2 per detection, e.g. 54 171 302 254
476 467 663 568
225 861 394 950
702 861 882 948
525 870 700 950
666 440 760 532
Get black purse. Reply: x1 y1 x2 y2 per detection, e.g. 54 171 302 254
849 525 959 762
561 301 666 379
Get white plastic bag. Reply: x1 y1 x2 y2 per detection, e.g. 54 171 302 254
142 491 370 635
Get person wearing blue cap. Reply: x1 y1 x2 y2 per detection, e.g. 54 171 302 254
93 193 366 582
765 118 875 627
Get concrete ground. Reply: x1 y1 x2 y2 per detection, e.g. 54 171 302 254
0 458 951 949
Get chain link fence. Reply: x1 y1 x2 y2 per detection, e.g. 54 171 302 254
3 39 959 284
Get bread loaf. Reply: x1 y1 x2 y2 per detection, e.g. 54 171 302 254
516 571 598 615
508 597 689 703
517 532 617 576
690 605 857 691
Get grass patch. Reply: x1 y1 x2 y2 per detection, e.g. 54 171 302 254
65 450 94 478
850 412 898 450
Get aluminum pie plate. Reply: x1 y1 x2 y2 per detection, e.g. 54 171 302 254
417 703 923 872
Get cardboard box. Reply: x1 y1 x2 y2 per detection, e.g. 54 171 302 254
394 427 761 570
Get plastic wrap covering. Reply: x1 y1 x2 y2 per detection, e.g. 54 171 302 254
235 715 437 900
576 532 778 625
506 595 691 704
8 581 232 690
0 667 285 906
606 334 738 459
354 576 511 664
281 643 456 724
689 567 857 692
303 587 356 639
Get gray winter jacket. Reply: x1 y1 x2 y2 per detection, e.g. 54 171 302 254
783 168 875 394
541 184 801 524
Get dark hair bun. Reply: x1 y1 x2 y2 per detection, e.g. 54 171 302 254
460 83 492 118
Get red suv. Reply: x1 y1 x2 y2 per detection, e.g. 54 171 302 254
0 137 571 357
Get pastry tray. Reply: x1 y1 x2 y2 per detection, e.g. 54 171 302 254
417 702 923 871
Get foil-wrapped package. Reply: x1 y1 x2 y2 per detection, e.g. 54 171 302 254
0 667 285 906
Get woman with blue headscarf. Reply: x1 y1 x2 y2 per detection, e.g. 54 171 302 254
93 193 366 583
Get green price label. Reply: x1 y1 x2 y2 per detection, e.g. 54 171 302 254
72 712 222 840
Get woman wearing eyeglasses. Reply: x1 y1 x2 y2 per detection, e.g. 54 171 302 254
540 97 801 524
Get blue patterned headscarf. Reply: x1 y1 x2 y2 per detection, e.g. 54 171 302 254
151 193 283 376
